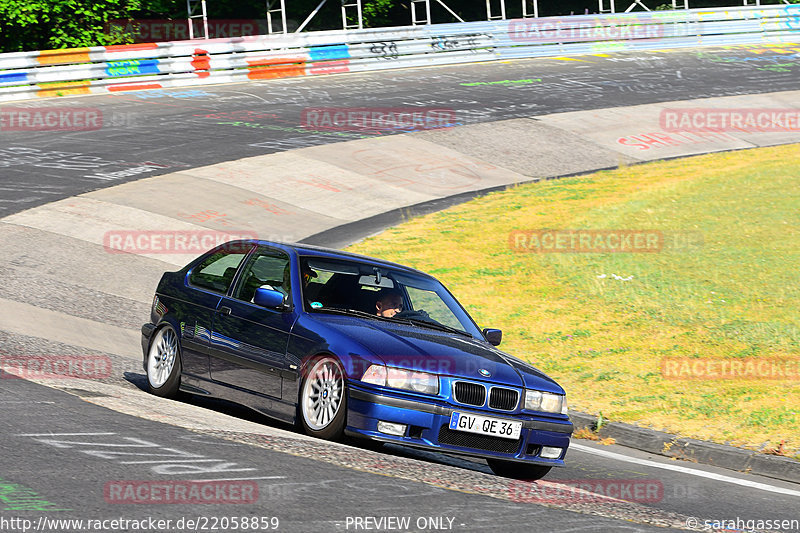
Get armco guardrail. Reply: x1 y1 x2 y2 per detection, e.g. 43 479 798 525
1 5 798 102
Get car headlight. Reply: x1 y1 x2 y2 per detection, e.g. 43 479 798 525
362 365 439 395
525 389 568 415
361 365 387 385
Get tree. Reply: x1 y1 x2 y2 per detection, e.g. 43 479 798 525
0 0 408 51
0 0 143 52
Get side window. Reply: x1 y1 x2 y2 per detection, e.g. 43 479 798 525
188 250 248 294
233 250 291 304
405 286 463 330
303 270 335 305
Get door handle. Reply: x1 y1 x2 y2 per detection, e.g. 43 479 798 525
219 306 232 316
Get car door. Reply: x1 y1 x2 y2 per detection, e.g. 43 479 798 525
208 247 295 399
181 245 253 378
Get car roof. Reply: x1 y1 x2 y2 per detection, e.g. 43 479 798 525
240 239 432 278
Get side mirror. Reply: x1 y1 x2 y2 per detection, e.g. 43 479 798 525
254 287 287 309
483 328 502 346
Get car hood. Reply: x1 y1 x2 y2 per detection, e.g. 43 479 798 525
309 314 563 394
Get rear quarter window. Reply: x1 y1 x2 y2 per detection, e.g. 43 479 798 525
188 251 248 293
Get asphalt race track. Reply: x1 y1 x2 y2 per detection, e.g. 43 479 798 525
2 45 800 217
1 44 800 532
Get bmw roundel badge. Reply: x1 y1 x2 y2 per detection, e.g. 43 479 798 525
478 368 491 377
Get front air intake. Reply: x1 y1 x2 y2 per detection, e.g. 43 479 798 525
454 381 486 406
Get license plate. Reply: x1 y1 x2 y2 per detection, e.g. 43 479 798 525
449 411 522 440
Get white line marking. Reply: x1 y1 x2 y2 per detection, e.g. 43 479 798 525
17 432 116 436
120 459 221 464
187 476 287 482
0 401 56 404
570 443 800 498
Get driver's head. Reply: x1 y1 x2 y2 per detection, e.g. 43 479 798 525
301 263 317 285
376 290 403 318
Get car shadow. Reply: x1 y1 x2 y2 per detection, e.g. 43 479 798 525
123 371 296 432
123 371 493 475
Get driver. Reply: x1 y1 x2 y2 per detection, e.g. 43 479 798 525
302 263 318 286
375 289 403 318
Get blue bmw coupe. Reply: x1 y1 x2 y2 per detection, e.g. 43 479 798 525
142 240 572 479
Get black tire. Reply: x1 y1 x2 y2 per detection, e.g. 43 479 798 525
299 356 347 440
487 459 552 481
145 325 182 398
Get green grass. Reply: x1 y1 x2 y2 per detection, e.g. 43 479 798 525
348 144 800 457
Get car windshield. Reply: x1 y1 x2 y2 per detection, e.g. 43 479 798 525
299 256 482 338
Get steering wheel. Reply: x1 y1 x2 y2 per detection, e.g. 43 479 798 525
394 309 431 320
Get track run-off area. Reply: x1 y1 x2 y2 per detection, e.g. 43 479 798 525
1 43 799 532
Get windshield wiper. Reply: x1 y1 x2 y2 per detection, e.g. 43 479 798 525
389 316 472 338
312 307 473 338
312 307 380 319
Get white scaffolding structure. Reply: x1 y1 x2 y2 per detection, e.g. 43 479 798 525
522 0 538 18
266 0 288 33
598 0 616 13
186 0 209 39
411 0 466 24
623 0 651 11
486 0 507 20
295 0 365 32
341 0 364 29
411 0 432 24
610 0 789 12
186 0 763 37
187 0 707 38
412 0 541 24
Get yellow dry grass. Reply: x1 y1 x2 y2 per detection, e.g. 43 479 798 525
348 144 800 458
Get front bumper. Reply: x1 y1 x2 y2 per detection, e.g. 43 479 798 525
346 385 572 466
